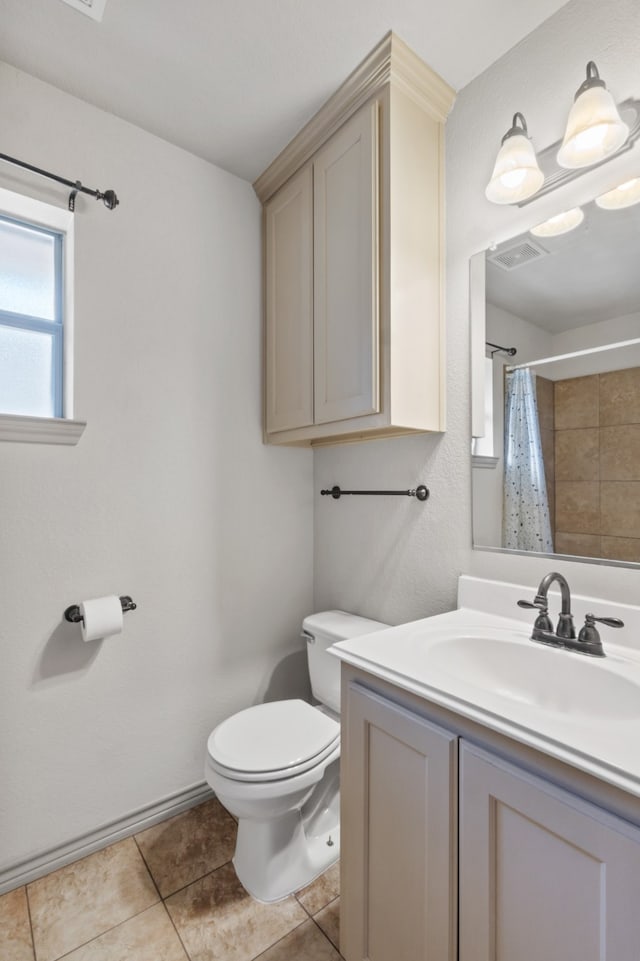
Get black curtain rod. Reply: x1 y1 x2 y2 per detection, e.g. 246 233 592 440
486 341 517 357
0 151 119 212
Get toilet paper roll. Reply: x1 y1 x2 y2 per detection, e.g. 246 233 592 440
79 595 124 642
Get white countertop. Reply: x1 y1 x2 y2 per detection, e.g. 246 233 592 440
330 576 640 800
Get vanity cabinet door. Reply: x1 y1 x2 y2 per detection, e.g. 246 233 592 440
341 682 457 961
264 165 314 433
459 741 640 961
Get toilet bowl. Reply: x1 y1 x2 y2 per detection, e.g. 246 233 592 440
204 611 388 902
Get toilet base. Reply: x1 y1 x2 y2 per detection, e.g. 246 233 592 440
233 810 340 903
207 741 342 902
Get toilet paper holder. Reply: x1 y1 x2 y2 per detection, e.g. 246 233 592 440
64 595 137 624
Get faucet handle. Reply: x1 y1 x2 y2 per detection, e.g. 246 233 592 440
576 614 624 657
517 599 554 636
517 599 547 611
585 613 624 629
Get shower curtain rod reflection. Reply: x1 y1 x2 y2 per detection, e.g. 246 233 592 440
0 151 119 211
486 341 517 357
505 337 640 373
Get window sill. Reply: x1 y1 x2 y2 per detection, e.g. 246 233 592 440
472 454 499 470
0 413 86 445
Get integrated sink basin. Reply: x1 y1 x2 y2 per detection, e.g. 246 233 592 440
424 628 640 721
330 575 640 798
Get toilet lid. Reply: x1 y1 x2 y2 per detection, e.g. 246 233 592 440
207 700 340 777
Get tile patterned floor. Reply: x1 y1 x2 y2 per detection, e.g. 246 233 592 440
0 798 342 961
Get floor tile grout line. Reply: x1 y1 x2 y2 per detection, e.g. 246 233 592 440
23 836 163 961
309 914 343 958
157 857 234 903
47 903 166 961
248 916 311 961
294 888 340 918
161 872 312 961
293 891 315 917
130 798 237 902
20 795 343 961
154 901 191 961
294 876 340 919
23 885 37 961
309 898 341 955
132 834 163 902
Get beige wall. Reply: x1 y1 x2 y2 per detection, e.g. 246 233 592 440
315 0 640 624
0 62 314 885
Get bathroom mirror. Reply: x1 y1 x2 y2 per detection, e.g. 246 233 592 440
471 183 640 567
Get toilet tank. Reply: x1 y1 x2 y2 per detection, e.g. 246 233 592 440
302 610 389 715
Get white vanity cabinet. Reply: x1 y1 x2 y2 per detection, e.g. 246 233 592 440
340 683 458 961
340 671 640 961
459 742 640 961
256 33 455 446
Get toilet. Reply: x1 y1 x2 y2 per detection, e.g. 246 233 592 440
204 610 388 902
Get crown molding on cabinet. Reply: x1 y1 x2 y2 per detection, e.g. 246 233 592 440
253 31 456 203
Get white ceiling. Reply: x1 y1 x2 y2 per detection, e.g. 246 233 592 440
0 0 570 183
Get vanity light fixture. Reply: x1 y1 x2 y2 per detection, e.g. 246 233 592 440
485 113 544 204
485 63 639 207
529 206 584 237
557 62 629 169
595 176 640 209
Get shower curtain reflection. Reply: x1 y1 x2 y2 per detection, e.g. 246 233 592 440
502 368 554 552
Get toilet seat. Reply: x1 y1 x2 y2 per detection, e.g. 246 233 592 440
207 699 340 783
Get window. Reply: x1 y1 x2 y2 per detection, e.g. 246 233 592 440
0 188 82 442
471 356 499 468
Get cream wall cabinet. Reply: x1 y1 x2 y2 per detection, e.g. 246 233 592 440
341 671 640 961
313 102 379 427
255 33 455 446
265 103 378 435
264 165 314 433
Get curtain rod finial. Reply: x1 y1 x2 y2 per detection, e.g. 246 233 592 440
100 189 119 210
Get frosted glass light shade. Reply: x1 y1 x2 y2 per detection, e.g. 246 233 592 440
557 66 629 169
530 207 584 237
595 177 640 210
485 122 544 205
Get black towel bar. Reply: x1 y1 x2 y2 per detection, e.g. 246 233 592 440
321 485 429 501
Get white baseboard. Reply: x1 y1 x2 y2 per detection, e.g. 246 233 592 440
0 781 214 895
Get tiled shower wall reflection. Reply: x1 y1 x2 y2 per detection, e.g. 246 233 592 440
538 367 640 562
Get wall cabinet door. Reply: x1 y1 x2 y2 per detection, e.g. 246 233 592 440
459 741 640 961
264 165 313 433
313 101 380 426
341 683 457 961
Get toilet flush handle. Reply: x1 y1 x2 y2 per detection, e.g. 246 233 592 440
301 630 315 644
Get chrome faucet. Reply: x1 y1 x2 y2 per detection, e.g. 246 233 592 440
535 571 575 640
517 571 624 657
